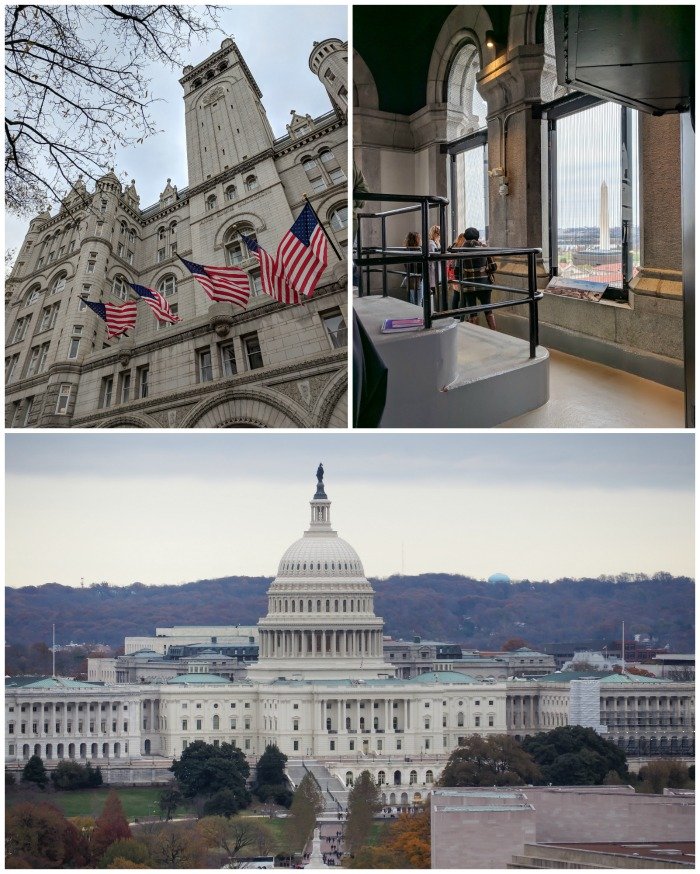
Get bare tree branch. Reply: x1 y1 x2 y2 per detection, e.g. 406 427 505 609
5 4 223 216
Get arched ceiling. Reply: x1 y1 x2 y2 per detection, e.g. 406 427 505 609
354 5 512 115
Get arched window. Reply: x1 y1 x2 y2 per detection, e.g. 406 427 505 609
112 275 128 301
25 284 41 305
121 221 128 236
302 157 318 176
377 770 386 785
169 221 177 236
345 771 353 787
244 175 258 192
225 185 236 201
206 194 217 211
329 205 348 232
425 770 434 784
319 148 335 164
224 226 256 266
50 273 67 295
457 712 464 727
158 226 165 241
409 770 418 785
158 275 177 297
128 228 136 243
213 715 219 729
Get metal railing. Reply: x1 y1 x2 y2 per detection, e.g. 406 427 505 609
354 191 544 357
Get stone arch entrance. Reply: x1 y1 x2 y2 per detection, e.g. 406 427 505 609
181 388 308 428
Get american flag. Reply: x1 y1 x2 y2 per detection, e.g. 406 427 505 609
83 299 137 339
276 201 328 297
130 283 181 325
178 255 250 308
241 234 302 305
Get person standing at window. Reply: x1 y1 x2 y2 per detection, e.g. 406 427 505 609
461 227 497 330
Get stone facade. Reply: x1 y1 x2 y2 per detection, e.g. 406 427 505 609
6 37 349 428
507 675 695 757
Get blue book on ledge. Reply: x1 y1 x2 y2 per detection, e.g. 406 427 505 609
381 317 424 333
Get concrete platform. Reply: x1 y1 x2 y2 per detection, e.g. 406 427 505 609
354 294 549 427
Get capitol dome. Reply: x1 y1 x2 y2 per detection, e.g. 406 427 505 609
275 463 364 579
277 536 364 579
247 465 391 682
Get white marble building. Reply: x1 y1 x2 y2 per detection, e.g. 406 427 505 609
5 37 348 429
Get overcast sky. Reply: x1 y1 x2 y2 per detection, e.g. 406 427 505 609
5 4 347 255
6 433 694 588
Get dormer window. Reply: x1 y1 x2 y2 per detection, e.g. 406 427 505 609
206 194 217 211
244 176 258 192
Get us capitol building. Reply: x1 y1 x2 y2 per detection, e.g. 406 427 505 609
5 469 694 800
5 37 348 429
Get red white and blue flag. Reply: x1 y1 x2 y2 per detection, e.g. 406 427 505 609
130 283 181 325
83 299 137 339
178 255 250 308
241 234 302 305
276 202 328 298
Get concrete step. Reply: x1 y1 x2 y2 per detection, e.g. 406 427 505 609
354 294 548 427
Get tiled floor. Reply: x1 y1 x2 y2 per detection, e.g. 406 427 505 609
501 349 685 428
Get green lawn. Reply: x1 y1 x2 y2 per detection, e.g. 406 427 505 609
7 786 192 820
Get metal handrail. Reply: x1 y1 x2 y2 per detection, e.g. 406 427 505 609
354 190 543 357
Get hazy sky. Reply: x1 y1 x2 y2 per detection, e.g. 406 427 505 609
6 433 694 589
5 5 347 255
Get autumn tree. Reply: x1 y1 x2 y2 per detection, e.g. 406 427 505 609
285 772 323 853
345 770 382 854
439 735 541 787
21 753 48 788
522 725 628 785
91 791 132 859
5 801 89 868
501 637 528 652
348 807 431 869
5 5 222 215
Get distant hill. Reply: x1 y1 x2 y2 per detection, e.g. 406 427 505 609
5 573 694 651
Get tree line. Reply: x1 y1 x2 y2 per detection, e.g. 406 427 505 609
6 573 694 651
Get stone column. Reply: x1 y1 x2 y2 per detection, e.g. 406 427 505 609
629 113 683 323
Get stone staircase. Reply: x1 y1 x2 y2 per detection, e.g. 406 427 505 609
286 760 349 813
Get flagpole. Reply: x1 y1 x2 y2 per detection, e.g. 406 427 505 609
302 194 343 261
